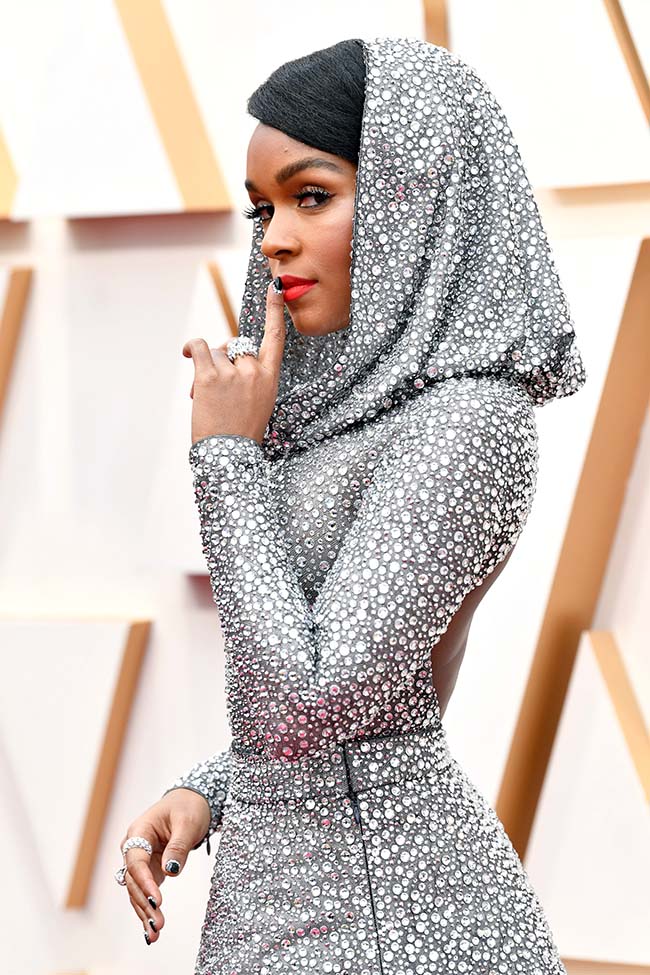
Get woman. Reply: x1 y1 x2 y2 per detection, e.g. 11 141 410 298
118 36 587 973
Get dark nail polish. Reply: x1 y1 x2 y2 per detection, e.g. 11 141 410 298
148 918 157 932
147 895 157 909
272 276 283 294
165 859 180 874
144 931 151 945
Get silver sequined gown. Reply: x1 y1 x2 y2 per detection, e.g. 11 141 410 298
163 35 587 975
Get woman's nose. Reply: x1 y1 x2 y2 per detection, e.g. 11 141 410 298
260 216 299 260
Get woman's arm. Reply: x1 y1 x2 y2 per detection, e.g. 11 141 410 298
191 378 538 759
162 747 231 839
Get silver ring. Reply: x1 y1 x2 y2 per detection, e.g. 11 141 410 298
114 864 128 886
226 336 259 362
115 835 153 886
122 835 153 857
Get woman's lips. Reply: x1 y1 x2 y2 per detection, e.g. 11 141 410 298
282 281 317 302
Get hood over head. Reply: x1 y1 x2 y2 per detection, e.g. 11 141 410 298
237 36 587 462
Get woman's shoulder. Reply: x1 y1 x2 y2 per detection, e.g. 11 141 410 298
368 375 540 557
388 376 538 453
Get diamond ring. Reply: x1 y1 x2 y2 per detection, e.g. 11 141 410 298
114 835 154 886
226 336 259 362
121 836 153 857
114 864 128 886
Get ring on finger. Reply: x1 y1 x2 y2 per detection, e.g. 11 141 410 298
114 835 153 886
122 836 153 857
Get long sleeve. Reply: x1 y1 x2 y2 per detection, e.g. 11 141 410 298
191 379 538 760
162 747 231 839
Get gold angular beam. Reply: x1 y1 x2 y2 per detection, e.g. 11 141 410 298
565 960 650 974
114 0 232 212
0 267 32 425
603 0 650 124
496 239 650 857
422 0 450 48
207 260 239 338
66 620 151 908
591 631 650 803
0 128 18 219
541 180 650 201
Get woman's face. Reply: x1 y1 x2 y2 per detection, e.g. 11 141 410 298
244 123 357 336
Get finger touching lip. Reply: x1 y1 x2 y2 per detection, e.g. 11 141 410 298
279 275 317 288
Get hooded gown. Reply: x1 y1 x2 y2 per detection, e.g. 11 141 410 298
162 35 587 975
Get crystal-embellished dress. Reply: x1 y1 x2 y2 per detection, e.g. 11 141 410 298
162 34 587 975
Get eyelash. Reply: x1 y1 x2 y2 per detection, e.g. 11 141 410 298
241 187 332 222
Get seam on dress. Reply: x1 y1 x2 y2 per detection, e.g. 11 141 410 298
342 741 386 975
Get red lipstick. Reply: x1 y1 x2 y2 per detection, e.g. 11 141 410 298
280 275 317 303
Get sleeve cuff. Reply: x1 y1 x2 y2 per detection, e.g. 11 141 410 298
189 434 266 472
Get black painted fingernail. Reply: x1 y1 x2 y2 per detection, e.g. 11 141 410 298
148 918 157 932
272 276 283 294
147 895 157 909
144 931 151 945
165 859 180 874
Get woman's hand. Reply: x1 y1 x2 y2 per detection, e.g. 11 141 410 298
118 789 211 946
182 280 286 446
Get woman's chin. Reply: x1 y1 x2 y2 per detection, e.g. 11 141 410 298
288 309 350 337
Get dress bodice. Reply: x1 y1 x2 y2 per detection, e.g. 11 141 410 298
163 374 540 835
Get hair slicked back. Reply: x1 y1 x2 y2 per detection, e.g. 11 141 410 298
246 39 366 165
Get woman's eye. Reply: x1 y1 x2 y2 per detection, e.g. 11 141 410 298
297 190 330 208
242 189 332 223
242 203 272 221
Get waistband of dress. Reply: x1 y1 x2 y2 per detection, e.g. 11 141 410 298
228 723 454 804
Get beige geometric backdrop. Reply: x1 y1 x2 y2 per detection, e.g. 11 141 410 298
0 0 650 973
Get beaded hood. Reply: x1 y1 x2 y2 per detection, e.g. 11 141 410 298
237 35 587 461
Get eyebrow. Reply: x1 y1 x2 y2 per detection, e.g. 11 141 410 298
244 157 345 193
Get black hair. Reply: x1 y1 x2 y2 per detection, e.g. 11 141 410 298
246 39 366 166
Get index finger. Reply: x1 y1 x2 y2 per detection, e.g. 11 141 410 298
182 338 216 372
257 281 286 375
